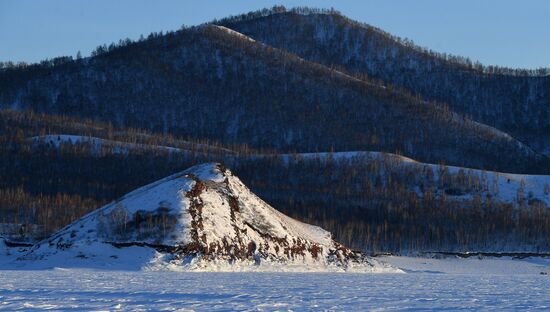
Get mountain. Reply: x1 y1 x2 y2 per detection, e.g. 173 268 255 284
220 7 550 155
0 21 547 174
17 163 394 271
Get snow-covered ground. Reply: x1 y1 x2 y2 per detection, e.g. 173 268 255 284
1 257 549 311
381 255 550 275
29 134 234 155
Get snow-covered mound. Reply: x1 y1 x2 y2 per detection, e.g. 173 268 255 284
18 163 395 272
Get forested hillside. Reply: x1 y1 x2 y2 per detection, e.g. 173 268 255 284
0 20 546 174
221 7 550 155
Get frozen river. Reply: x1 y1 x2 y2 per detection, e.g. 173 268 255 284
1 266 549 311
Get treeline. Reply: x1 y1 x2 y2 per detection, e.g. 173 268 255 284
0 109 263 155
0 188 100 240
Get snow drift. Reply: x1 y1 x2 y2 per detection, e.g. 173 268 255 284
18 163 396 272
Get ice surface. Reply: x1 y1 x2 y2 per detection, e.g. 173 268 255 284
0 265 549 311
381 255 550 275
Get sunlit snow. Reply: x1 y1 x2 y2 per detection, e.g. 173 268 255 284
1 257 549 311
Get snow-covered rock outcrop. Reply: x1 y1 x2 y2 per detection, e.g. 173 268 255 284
18 163 396 272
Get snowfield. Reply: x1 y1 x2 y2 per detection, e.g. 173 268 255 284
1 258 549 311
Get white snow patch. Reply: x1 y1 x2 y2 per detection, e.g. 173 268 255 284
212 25 256 42
29 134 234 155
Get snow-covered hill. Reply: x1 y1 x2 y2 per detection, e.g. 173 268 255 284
274 151 550 208
30 134 550 209
15 163 395 272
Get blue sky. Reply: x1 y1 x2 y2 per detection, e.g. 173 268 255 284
1 0 549 68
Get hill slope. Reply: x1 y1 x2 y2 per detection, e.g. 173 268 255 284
18 163 393 271
220 8 550 154
0 24 546 173
222 9 550 153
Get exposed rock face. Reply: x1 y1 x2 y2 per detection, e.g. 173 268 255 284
22 163 385 271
